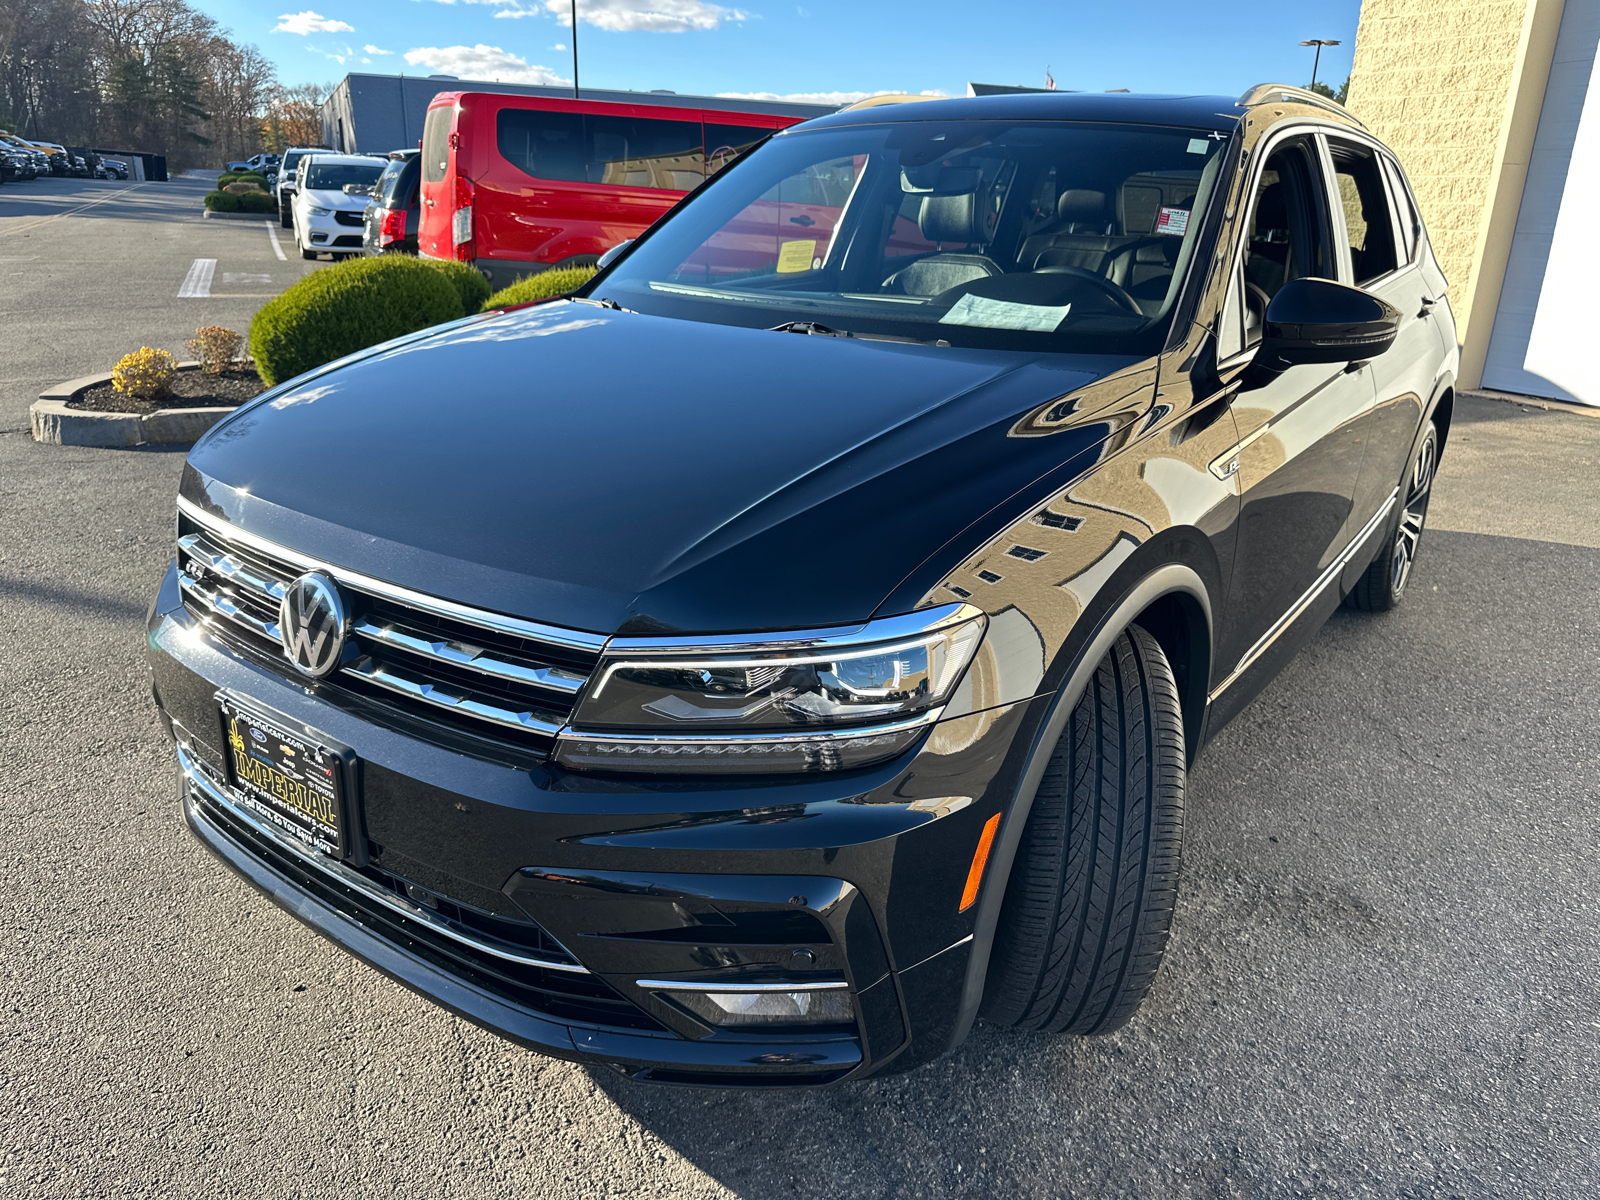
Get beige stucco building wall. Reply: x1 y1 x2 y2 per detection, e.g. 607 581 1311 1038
1345 0 1567 387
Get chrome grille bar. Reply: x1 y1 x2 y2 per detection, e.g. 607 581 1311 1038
179 572 281 641
178 533 288 603
349 619 587 697
344 656 567 736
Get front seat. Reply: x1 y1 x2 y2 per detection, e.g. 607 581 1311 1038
882 189 1004 298
1021 189 1133 273
1244 182 1292 298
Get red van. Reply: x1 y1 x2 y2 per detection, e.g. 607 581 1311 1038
418 92 824 286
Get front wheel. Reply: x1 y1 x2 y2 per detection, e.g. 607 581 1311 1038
1346 420 1439 612
982 624 1185 1035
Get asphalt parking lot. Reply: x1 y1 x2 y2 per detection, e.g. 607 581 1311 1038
3 175 1599 1199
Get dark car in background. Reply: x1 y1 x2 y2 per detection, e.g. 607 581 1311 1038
103 159 129 180
149 85 1455 1087
276 146 320 229
362 149 421 256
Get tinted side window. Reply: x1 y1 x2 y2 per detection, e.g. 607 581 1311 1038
1382 155 1419 263
1328 141 1399 285
588 115 703 189
422 106 452 184
705 123 771 177
376 158 407 204
1236 140 1334 347
498 109 704 189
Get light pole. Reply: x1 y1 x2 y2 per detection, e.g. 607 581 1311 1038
1299 38 1341 90
571 0 580 99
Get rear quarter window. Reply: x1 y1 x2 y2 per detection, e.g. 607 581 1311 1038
422 106 452 184
497 109 704 190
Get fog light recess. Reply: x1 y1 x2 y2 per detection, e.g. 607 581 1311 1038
642 980 854 1028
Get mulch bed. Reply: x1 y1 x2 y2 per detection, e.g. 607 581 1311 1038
70 367 268 413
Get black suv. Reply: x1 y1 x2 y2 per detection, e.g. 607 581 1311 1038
362 149 421 256
148 86 1455 1086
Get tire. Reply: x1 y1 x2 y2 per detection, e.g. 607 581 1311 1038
982 624 1185 1035
280 204 292 229
1345 419 1439 613
300 245 318 260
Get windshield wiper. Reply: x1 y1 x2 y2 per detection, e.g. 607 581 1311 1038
768 320 948 347
571 296 624 311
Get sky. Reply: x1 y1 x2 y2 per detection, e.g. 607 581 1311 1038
205 0 1363 103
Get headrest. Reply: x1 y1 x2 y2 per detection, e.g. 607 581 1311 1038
1252 183 1287 231
919 191 992 244
1056 189 1108 221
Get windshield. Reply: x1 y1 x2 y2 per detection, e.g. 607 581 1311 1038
304 161 384 191
593 120 1227 354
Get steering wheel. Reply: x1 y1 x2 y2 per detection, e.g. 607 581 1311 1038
1031 264 1144 316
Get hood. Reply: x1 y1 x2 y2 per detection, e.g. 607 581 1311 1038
303 187 367 210
186 303 1144 635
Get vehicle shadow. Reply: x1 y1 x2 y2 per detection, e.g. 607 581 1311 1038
0 177 218 225
577 529 1600 1199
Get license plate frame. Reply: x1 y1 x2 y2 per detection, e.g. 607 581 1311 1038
216 694 361 863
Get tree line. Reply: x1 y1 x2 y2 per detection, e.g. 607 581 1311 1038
0 0 327 168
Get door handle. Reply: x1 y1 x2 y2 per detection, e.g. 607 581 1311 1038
1418 296 1439 319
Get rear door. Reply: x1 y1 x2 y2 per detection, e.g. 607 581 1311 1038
1211 132 1377 712
418 102 456 260
1324 135 1442 557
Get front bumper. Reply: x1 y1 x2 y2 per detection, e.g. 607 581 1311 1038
150 564 1048 1085
298 207 364 251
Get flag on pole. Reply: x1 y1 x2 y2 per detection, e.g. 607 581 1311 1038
1045 67 1056 91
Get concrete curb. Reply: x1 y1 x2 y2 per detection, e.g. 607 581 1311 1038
31 362 244 448
1460 387 1599 418
202 208 275 221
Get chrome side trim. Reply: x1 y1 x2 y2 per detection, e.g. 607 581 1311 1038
344 656 567 736
603 602 984 656
179 573 280 642
177 497 607 653
176 744 589 973
559 706 944 747
349 618 587 696
1209 488 1398 701
638 979 850 992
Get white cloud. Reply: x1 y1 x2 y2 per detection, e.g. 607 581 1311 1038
402 44 570 85
718 89 948 106
545 0 747 33
364 44 391 54
273 10 355 34
552 43 567 50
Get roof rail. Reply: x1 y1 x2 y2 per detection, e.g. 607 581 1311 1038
1236 83 1366 130
838 94 943 112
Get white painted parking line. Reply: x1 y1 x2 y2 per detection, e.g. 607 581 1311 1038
178 258 216 298
222 272 272 284
263 220 287 261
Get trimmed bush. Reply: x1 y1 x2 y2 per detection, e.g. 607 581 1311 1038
249 255 465 386
216 172 240 186
237 190 275 213
223 181 264 195
204 190 240 212
481 266 598 313
112 347 178 400
235 171 267 186
426 259 492 315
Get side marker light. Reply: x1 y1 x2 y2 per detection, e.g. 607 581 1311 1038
959 813 1002 912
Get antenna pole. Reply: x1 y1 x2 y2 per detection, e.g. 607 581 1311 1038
571 0 580 99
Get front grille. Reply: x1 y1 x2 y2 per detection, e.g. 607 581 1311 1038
332 234 363 248
334 210 364 226
176 504 604 756
186 765 663 1031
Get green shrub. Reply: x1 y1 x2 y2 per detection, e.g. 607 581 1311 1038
480 266 598 312
249 255 465 386
237 190 275 213
235 171 267 186
216 172 239 186
425 259 492 315
204 190 240 212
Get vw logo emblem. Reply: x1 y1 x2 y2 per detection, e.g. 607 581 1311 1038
278 572 347 678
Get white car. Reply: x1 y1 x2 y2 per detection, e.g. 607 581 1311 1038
291 154 386 260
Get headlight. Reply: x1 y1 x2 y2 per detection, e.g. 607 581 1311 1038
553 603 985 775
307 205 333 217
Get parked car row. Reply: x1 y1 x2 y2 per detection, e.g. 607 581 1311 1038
0 132 129 183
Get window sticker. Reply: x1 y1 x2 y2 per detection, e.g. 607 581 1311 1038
1187 138 1210 155
939 295 1071 332
1155 207 1191 237
776 239 817 273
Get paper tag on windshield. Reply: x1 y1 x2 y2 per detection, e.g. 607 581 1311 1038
776 239 817 273
1155 207 1190 237
938 294 1071 332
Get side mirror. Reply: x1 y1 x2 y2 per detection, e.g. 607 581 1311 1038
596 239 634 271
1251 277 1401 381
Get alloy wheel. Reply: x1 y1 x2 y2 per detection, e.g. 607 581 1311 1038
1390 427 1438 596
